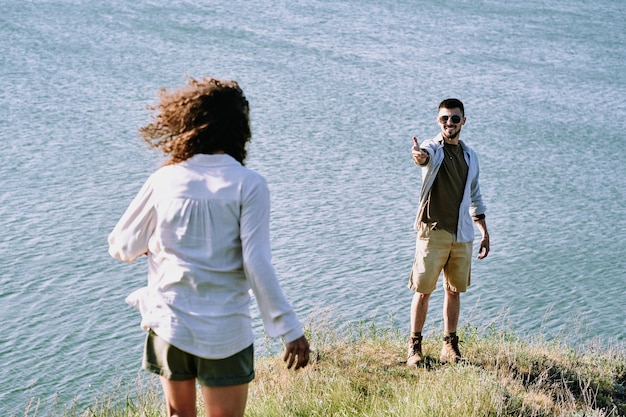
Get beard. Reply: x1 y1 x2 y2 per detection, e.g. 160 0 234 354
443 128 461 141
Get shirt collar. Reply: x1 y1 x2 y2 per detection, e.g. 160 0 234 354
186 153 241 167
436 134 467 151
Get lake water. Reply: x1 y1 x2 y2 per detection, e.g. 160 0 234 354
1 0 625 414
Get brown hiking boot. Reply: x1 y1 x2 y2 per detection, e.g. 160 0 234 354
406 336 423 366
440 334 462 363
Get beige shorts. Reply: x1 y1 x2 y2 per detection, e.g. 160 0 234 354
408 224 473 294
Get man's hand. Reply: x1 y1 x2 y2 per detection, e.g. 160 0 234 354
412 137 429 165
477 235 490 259
284 335 310 370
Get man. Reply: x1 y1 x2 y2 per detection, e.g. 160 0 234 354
407 98 489 366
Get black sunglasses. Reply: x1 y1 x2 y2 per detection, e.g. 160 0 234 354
438 115 462 124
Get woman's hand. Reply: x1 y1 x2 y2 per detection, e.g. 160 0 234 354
284 335 310 370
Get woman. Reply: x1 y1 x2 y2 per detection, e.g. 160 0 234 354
108 77 310 417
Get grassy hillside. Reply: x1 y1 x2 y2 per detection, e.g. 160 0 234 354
24 319 626 417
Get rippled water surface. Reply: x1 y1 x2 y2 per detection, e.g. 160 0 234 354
1 0 625 414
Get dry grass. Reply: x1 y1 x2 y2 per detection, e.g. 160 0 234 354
21 314 626 417
245 315 626 417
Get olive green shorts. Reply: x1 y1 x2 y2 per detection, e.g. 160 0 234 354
143 330 255 387
408 225 473 294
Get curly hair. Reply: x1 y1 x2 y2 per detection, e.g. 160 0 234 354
140 77 251 165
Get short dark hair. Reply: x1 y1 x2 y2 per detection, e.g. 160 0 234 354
140 77 251 165
438 98 464 116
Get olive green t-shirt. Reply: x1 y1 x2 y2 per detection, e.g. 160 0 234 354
420 142 468 233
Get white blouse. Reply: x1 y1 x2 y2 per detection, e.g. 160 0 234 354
108 153 304 359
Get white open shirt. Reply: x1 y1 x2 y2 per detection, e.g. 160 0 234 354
108 153 303 359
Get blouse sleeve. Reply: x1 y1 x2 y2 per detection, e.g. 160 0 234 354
239 176 304 343
108 177 156 263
